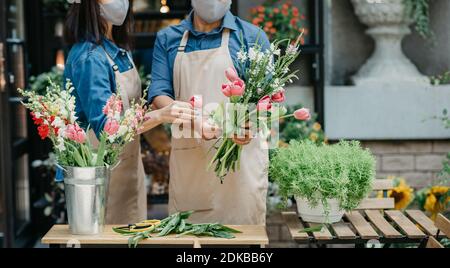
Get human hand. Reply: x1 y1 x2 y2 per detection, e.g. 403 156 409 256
153 101 194 125
232 121 253 146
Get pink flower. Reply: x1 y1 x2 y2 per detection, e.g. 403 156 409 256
221 84 232 97
271 89 285 103
104 119 120 135
189 95 203 108
225 67 240 82
103 95 123 116
65 124 86 143
257 95 272 111
230 79 245 96
294 108 311 121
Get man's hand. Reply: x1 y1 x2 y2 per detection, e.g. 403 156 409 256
232 121 253 146
153 101 194 125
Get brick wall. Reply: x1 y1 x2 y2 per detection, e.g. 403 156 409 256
361 141 449 188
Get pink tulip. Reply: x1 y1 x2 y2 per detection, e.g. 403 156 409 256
190 95 203 108
104 119 120 135
257 95 272 111
294 108 311 121
271 89 285 103
221 84 232 97
230 79 245 96
65 124 86 143
225 67 240 82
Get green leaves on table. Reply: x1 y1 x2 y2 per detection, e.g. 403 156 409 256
113 211 242 248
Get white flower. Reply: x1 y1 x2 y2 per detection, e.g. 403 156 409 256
257 88 263 94
270 43 281 56
55 137 66 152
237 50 247 63
286 44 299 55
117 125 128 137
248 47 257 61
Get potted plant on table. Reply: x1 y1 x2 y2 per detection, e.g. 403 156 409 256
18 79 149 234
270 140 376 223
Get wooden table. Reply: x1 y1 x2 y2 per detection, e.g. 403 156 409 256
41 225 269 248
283 210 446 248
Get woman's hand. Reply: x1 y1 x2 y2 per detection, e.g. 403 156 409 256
153 101 194 125
138 101 194 134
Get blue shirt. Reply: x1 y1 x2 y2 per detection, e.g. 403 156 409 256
148 11 270 104
64 38 134 135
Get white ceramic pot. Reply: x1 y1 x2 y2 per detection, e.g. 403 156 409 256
295 197 345 223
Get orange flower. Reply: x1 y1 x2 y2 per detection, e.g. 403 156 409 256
257 6 265 13
270 28 277 34
252 18 261 26
282 8 289 16
265 21 273 28
264 27 270 33
273 8 279 14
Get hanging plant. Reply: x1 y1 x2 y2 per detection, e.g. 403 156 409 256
404 0 434 39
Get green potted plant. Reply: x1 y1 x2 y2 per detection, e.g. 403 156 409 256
270 140 376 223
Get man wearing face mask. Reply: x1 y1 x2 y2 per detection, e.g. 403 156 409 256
149 0 271 225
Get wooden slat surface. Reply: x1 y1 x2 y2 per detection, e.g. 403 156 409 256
344 211 379 239
372 179 394 190
357 198 395 210
426 236 444 248
41 225 269 246
330 222 356 239
281 212 309 240
365 210 402 238
305 222 333 240
435 214 450 238
405 210 439 236
385 210 426 239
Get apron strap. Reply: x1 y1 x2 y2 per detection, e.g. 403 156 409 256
178 31 190 52
100 45 132 110
220 29 230 47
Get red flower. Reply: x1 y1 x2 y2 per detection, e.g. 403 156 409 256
30 112 43 125
37 124 50 140
290 18 298 27
292 7 299 17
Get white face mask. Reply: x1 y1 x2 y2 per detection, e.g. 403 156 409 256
192 0 232 24
100 0 129 26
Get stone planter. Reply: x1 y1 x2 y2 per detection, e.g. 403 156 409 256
350 0 429 86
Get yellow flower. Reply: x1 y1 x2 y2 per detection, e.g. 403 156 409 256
383 178 414 210
424 186 449 220
312 122 322 131
309 132 318 142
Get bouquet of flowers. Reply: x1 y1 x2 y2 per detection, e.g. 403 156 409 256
18 79 149 168
207 36 311 182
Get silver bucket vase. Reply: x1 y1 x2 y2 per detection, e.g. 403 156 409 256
63 166 110 235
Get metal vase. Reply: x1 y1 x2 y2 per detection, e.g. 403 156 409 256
63 166 110 235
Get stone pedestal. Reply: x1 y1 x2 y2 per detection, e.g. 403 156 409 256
350 0 430 86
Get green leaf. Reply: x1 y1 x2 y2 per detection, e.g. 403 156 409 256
298 225 324 233
96 133 107 166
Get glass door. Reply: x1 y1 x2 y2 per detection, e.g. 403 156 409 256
0 0 32 248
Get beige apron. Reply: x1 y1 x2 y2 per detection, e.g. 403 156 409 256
96 47 147 224
169 29 269 225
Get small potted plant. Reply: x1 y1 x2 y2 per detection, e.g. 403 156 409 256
270 140 376 223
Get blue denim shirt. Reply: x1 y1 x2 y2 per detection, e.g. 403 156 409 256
64 38 134 136
148 11 270 104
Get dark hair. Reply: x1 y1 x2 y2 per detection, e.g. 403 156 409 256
64 0 133 50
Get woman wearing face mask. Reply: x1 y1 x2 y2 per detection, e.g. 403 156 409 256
63 0 194 224
149 0 271 225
